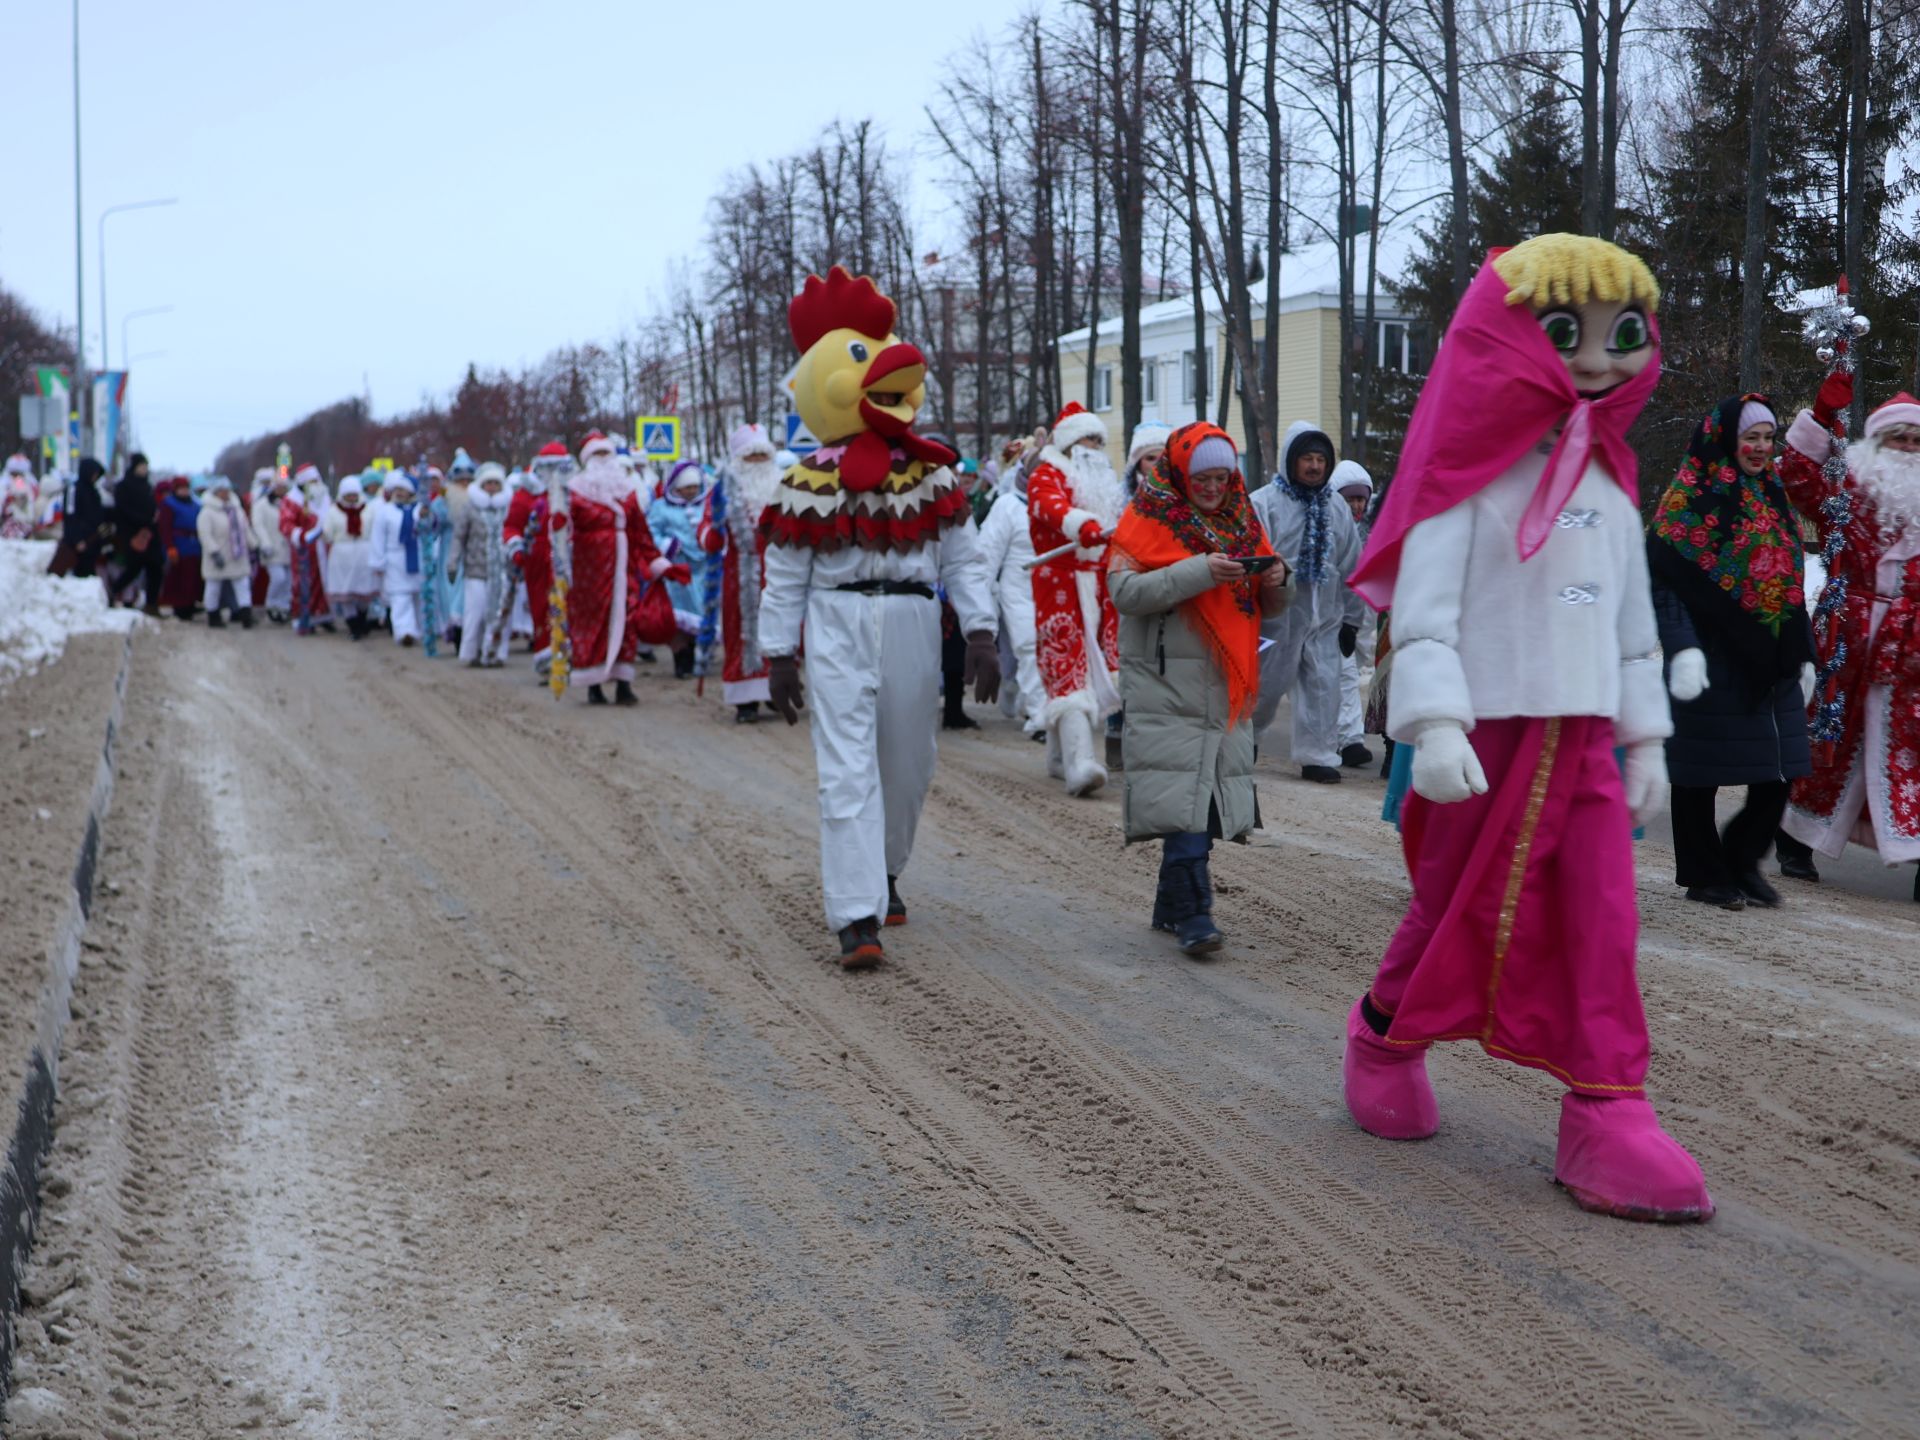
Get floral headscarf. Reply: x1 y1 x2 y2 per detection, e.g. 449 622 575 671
1109 422 1276 725
1649 392 1812 683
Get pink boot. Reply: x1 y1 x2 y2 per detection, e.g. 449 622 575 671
1342 999 1439 1140
1554 1093 1714 1222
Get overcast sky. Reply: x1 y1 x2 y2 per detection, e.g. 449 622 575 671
6 0 1031 467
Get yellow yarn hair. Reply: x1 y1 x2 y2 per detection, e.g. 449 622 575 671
1492 234 1660 314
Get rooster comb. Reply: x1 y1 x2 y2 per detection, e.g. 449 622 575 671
788 265 897 354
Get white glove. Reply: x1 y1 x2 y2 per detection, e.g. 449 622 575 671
1622 741 1668 830
1800 661 1817 706
1668 648 1709 702
1411 723 1488 805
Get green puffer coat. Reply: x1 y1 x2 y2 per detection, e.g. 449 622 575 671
1110 555 1292 843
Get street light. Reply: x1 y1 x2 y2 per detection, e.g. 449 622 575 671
99 197 176 369
121 305 172 368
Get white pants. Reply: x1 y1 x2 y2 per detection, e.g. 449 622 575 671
998 591 1048 731
805 590 941 931
266 563 292 612
203 577 244 613
460 578 510 664
1253 599 1344 769
386 588 421 642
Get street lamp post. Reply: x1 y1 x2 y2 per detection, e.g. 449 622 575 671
121 306 173 370
99 197 177 370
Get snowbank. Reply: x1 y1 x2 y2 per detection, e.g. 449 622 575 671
0 540 144 687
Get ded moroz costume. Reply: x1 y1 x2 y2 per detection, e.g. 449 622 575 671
699 423 784 719
1344 234 1712 1223
560 431 679 705
757 265 999 968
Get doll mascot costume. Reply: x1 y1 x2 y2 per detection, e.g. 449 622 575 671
1345 235 1712 1222
758 266 1000 969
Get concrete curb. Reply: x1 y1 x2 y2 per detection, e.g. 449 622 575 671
1 629 134 1389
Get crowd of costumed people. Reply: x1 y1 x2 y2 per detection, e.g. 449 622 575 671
6 233 1917 1227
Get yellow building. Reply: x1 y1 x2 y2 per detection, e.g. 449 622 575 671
1056 237 1419 475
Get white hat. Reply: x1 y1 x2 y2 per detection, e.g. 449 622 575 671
1126 422 1173 466
1051 401 1107 451
338 474 364 500
1331 460 1374 497
475 460 507 485
731 422 775 459
386 470 417 494
3 454 30 476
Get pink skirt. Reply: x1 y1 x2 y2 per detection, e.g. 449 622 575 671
1369 715 1650 1096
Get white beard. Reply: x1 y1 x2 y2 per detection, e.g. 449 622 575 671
732 456 784 519
1064 447 1127 528
1857 446 1920 542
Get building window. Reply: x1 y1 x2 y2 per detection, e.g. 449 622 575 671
1181 347 1214 403
1142 359 1157 405
1093 364 1114 412
1374 319 1433 375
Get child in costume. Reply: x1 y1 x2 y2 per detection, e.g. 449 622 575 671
1345 234 1712 1223
758 266 1000 969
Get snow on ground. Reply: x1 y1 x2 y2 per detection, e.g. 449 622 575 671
0 540 144 687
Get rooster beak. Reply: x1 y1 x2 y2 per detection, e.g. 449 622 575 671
861 343 926 407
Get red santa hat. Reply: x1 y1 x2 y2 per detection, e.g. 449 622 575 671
579 430 616 461
294 463 322 486
535 440 569 460
1052 401 1108 452
1865 392 1920 438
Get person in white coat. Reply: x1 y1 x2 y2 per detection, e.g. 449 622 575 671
370 470 425 645
323 474 380 638
1332 461 1378 769
977 462 1047 735
195 474 257 628
453 463 513 666
251 468 292 622
1252 422 1369 782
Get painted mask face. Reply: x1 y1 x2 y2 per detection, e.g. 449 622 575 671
1534 299 1654 397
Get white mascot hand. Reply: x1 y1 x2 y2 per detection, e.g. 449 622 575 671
1800 661 1817 706
1623 741 1668 830
1411 724 1488 805
1668 648 1709 702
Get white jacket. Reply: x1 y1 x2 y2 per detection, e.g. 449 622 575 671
251 494 289 565
977 490 1037 634
323 504 379 597
370 501 425 595
196 496 257 582
1385 451 1671 747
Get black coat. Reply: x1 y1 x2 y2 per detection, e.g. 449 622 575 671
1653 580 1811 789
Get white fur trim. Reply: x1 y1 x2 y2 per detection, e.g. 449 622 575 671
1043 689 1101 726
1052 410 1108 451
1062 507 1102 544
1786 409 1833 462
1867 399 1920 437
647 555 671 579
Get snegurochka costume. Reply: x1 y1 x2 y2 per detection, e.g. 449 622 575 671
1344 234 1713 1224
757 266 1000 968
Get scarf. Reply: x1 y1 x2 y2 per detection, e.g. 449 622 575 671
1278 479 1332 587
219 496 248 566
1649 392 1811 687
1108 421 1275 726
1352 250 1661 610
342 503 364 538
397 502 420 574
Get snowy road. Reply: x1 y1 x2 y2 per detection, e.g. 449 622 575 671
8 622 1917 1438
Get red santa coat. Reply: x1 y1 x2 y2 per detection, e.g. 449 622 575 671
1027 450 1121 722
563 464 664 687
279 494 330 622
506 488 552 655
697 475 771 696
1780 411 1920 861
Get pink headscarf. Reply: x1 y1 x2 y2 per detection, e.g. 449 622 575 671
1350 250 1661 611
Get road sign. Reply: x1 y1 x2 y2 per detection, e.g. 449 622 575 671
784 413 820 455
17 394 61 440
371 457 394 472
636 416 681 462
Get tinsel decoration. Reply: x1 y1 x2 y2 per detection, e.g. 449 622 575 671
1800 278 1865 748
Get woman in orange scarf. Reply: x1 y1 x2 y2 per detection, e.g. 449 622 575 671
1107 423 1292 954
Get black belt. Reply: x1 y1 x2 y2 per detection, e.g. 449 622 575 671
835 580 935 599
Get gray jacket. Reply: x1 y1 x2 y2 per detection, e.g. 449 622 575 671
1110 554 1292 842
451 495 504 582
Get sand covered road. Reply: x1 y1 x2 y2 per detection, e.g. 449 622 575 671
6 622 1916 1439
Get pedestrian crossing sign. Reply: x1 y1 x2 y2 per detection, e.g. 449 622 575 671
371 457 394 472
636 416 681 461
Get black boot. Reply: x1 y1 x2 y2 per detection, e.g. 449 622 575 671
838 918 884 970
673 646 694 679
207 611 227 629
735 702 761 724
614 680 638 706
587 684 608 705
1172 858 1224 956
1341 741 1375 769
1302 764 1343 784
886 876 907 927
1775 829 1819 882
1150 871 1177 933
237 607 255 630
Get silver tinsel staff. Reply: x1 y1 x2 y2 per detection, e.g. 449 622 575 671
1800 276 1871 747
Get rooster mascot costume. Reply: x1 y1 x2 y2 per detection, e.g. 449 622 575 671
758 266 1000 968
1346 234 1712 1223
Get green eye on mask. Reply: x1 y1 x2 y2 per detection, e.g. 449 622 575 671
1609 309 1650 354
1539 310 1581 352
